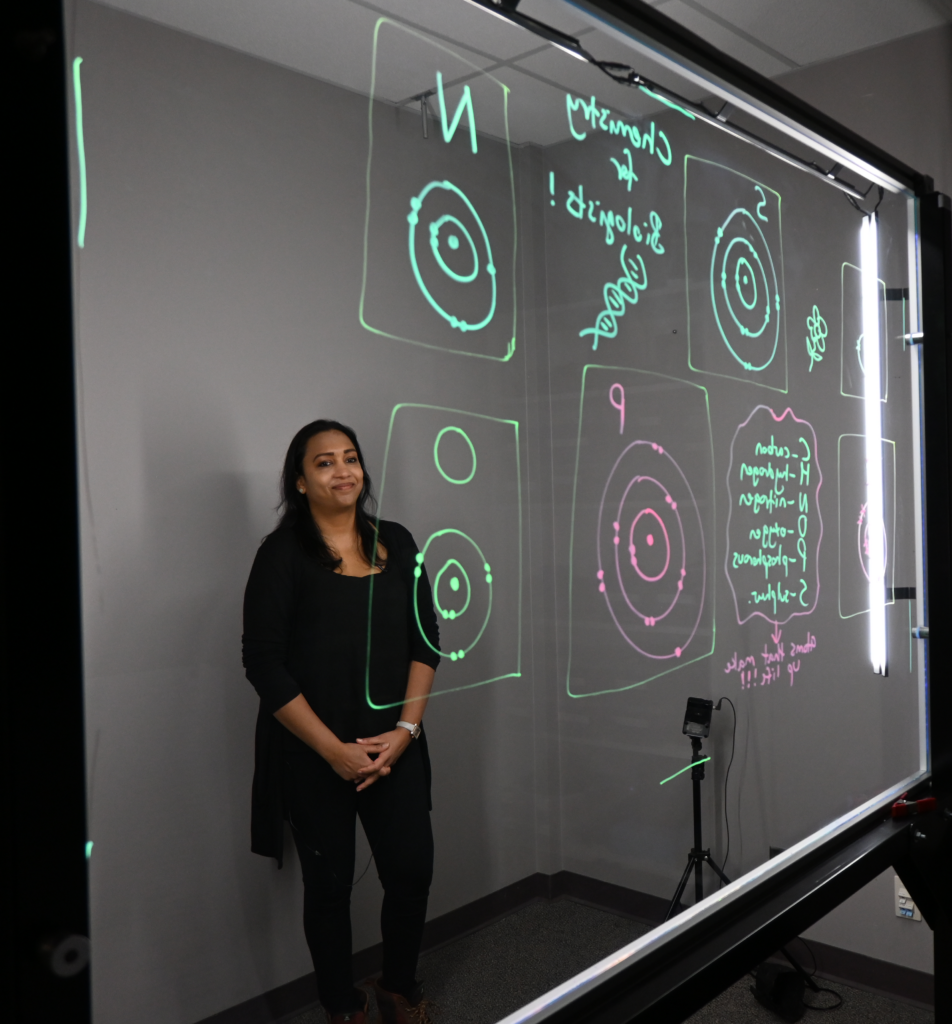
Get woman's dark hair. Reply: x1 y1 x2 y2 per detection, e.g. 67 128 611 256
275 419 383 571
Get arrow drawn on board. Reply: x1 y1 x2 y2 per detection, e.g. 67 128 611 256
771 620 783 645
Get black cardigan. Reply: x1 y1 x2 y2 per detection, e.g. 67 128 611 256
242 519 441 864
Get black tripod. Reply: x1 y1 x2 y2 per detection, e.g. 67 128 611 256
663 734 823 1004
664 736 729 921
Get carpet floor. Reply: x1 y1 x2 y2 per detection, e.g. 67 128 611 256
284 899 933 1024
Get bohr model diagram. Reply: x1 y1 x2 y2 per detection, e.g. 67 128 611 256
856 502 887 583
709 206 781 372
414 425 492 663
407 180 496 333
596 441 706 659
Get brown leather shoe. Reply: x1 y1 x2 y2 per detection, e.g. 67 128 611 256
371 980 434 1024
329 992 369 1024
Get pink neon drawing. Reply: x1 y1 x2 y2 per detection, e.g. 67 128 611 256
609 383 625 434
856 502 888 582
595 440 706 660
629 508 670 581
615 475 684 621
724 405 823 626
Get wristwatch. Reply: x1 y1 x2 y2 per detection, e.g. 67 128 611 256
396 720 422 740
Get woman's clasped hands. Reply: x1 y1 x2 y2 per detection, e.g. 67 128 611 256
328 728 412 791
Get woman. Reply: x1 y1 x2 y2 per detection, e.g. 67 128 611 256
242 419 439 1024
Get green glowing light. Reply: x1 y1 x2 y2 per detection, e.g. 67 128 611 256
659 757 710 785
735 257 757 310
358 19 518 362
638 85 695 120
85 841 93 859
684 158 788 395
709 208 779 372
755 186 769 222
430 215 478 282
805 304 827 371
433 425 477 484
72 57 87 249
434 558 472 619
367 403 523 707
408 180 497 333
722 236 769 337
415 528 492 659
436 71 477 154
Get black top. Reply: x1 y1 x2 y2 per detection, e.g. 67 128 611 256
242 519 441 864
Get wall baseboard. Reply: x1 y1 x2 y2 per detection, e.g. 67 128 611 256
195 870 933 1023
774 939 935 1011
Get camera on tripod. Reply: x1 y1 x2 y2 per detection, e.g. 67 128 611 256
682 696 715 738
664 696 728 921
668 696 823 1016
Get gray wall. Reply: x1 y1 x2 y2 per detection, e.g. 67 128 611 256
69 4 935 1023
72 5 543 1022
778 25 952 199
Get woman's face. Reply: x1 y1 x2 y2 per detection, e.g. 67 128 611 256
297 430 364 514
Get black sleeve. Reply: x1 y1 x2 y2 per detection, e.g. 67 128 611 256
242 533 303 714
385 521 441 670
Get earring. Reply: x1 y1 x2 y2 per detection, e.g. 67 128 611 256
298 487 306 494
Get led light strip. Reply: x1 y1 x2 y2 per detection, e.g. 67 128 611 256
861 215 887 674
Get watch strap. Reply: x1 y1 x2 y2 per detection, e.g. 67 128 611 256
396 720 421 739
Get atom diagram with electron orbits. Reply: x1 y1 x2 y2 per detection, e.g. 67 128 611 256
856 502 887 583
596 441 706 660
407 180 497 333
414 529 492 664
709 207 781 372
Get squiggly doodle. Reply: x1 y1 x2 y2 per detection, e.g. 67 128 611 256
805 304 827 372
579 245 648 351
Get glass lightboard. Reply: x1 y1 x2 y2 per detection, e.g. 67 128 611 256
67 2 928 1022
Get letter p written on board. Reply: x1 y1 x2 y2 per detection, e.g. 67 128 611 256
609 383 625 434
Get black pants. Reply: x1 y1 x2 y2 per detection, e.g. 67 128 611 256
283 739 433 1014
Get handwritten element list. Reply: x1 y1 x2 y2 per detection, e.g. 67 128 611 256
725 406 822 625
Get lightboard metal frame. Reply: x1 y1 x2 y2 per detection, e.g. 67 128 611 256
16 1 947 1021
495 2 949 1023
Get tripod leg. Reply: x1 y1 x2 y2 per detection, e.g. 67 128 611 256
781 946 821 993
702 852 732 888
664 854 696 922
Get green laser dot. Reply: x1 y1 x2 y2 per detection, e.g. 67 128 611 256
85 841 93 859
659 757 711 785
457 649 465 659
414 567 422 578
448 235 459 250
483 563 491 572
450 652 458 661
485 574 492 583
415 553 424 564
450 576 460 591
449 610 456 619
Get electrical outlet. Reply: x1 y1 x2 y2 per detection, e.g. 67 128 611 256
894 875 921 921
